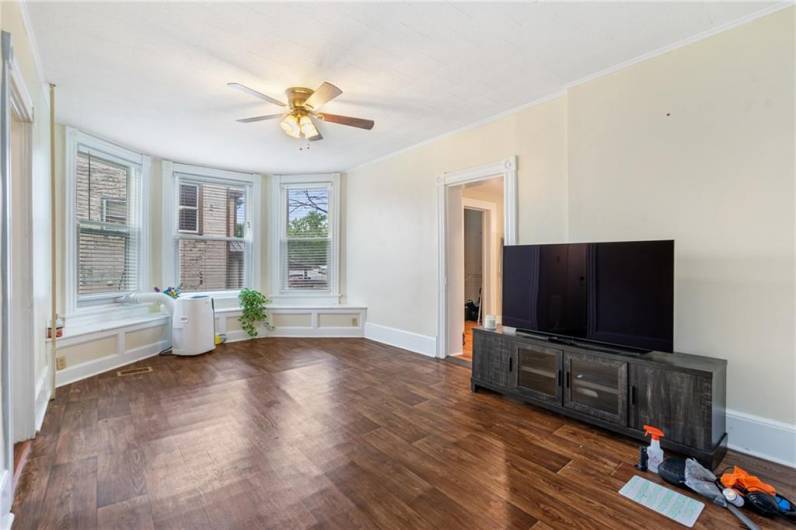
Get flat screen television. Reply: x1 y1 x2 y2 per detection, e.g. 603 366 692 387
502 240 673 352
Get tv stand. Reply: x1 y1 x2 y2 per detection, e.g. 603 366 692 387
472 327 728 468
516 330 651 356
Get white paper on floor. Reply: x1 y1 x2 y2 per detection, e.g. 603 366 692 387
619 475 705 527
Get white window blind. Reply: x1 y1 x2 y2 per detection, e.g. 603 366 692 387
282 186 331 291
174 175 250 292
75 150 141 298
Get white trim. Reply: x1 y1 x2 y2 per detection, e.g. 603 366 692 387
56 314 169 347
0 472 10 530
33 364 50 432
8 68 36 444
161 160 175 286
8 59 33 123
726 409 796 469
271 173 341 303
64 127 150 315
364 322 437 358
437 157 517 359
216 305 366 341
173 162 258 184
56 340 168 387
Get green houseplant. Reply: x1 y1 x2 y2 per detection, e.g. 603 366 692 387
238 288 272 338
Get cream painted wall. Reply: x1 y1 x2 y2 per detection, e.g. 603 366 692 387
346 96 568 338
567 9 794 425
346 8 794 429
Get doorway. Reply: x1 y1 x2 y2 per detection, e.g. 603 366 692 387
462 208 483 361
437 157 517 361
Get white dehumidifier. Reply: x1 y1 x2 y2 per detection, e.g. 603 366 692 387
172 295 216 356
118 292 216 356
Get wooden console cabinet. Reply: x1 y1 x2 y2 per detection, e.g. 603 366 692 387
472 327 728 468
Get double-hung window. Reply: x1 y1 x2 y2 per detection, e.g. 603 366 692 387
65 128 149 313
164 163 259 294
272 174 340 303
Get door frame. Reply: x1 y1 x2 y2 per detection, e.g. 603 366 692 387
436 157 517 359
8 52 36 444
0 32 37 529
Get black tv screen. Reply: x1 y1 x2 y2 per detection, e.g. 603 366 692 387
502 240 673 352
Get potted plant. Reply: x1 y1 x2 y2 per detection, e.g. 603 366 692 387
238 288 272 338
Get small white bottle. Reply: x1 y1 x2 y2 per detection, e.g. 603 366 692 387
643 425 665 473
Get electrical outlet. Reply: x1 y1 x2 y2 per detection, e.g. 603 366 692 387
352 317 358 326
56 356 66 371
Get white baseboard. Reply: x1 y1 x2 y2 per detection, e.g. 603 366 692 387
34 366 51 431
364 322 437 358
55 340 168 387
726 409 795 468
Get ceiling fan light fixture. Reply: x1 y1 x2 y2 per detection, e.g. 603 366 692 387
280 113 301 139
298 114 320 140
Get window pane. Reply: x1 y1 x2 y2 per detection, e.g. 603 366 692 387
285 239 329 290
101 198 127 225
178 208 198 232
287 188 328 238
78 225 137 295
180 181 246 238
179 184 198 207
76 152 129 223
179 239 246 292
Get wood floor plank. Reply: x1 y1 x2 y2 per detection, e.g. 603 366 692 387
97 448 148 508
12 337 794 529
96 495 155 530
37 457 98 530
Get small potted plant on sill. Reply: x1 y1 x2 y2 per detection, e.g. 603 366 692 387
238 288 272 338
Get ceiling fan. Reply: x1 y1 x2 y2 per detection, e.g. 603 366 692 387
229 81 374 141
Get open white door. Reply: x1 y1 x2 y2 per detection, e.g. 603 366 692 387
0 31 16 530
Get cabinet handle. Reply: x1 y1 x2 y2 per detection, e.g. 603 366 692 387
631 386 637 405
556 370 562 387
566 371 571 389
509 357 513 372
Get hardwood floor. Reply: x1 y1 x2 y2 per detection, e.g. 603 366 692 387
460 320 476 361
13 337 794 529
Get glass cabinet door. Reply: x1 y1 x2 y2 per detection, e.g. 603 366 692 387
515 344 563 404
564 351 628 425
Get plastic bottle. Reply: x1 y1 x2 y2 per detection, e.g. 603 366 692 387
643 425 665 473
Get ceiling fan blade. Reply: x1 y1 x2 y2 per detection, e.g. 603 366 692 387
227 82 286 107
317 113 374 130
304 82 342 110
306 117 323 141
236 114 283 123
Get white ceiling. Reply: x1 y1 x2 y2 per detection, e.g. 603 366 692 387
27 2 776 174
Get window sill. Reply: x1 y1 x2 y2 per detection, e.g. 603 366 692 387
51 311 169 343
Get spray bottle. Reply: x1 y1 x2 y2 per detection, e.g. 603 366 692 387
643 425 665 473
